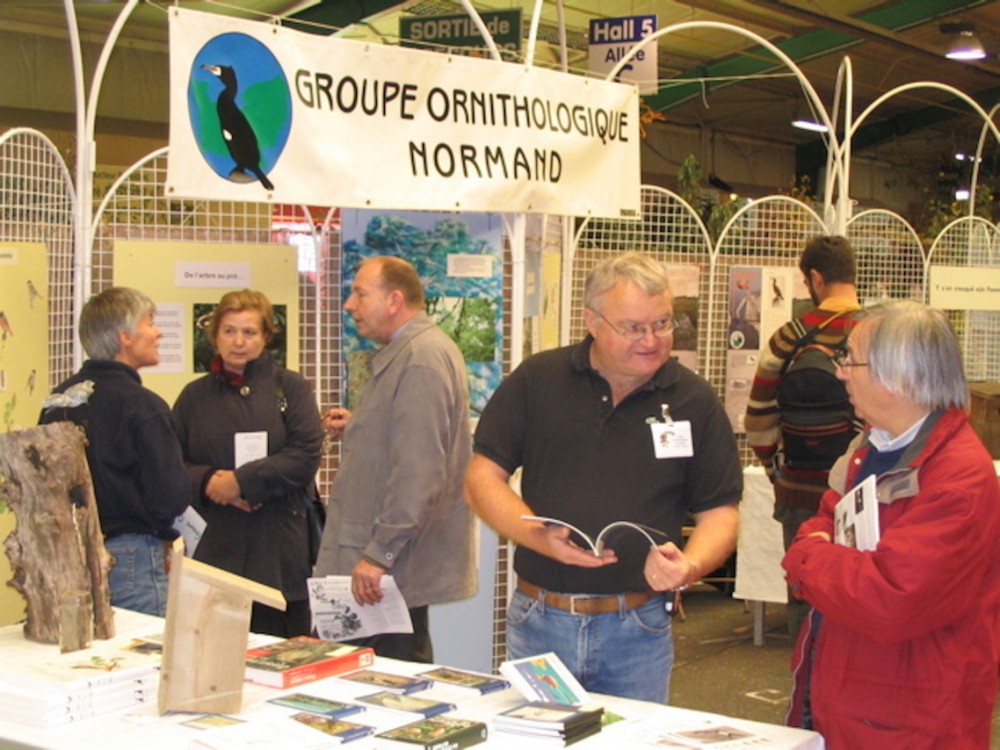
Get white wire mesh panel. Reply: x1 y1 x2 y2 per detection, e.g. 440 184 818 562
570 185 713 347
927 216 1000 382
846 209 926 304
714 196 827 465
0 128 76 389
488 213 538 671
92 149 340 494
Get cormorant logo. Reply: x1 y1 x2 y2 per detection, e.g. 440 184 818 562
187 33 291 191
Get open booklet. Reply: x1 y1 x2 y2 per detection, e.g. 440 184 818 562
521 515 669 556
834 474 880 551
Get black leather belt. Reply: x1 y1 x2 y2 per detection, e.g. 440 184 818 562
517 579 660 615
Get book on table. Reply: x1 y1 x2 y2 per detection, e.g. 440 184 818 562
289 713 374 743
493 701 604 733
493 701 604 745
520 515 668 555
355 690 456 717
266 692 365 719
417 666 510 695
0 636 162 727
338 668 433 694
372 715 488 750
243 636 375 689
499 652 591 706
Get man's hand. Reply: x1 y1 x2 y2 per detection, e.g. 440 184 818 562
530 524 618 568
644 542 697 591
351 558 387 606
322 407 353 439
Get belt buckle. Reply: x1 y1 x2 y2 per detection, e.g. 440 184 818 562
568 594 590 615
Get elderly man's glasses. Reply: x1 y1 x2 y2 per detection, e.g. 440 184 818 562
833 349 868 368
593 310 677 342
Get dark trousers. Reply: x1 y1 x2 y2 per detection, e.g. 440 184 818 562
251 599 312 638
348 605 432 663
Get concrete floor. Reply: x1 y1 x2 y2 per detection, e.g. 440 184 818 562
668 584 1000 748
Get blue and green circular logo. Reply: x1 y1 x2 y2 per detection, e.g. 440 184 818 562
187 33 291 191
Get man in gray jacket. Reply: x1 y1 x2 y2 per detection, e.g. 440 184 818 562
315 256 476 662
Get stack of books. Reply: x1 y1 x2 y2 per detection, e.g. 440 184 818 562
493 702 604 746
244 636 375 689
0 639 161 727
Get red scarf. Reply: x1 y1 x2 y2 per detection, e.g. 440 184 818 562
210 354 245 387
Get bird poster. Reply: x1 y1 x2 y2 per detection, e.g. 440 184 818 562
0 241 49 626
724 265 808 432
340 209 504 420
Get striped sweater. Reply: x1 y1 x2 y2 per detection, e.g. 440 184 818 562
744 300 861 509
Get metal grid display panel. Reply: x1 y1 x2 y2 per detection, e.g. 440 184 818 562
846 209 927 304
570 186 713 349
927 217 1000 383
92 151 336 488
714 196 827 466
0 128 76 389
489 215 527 672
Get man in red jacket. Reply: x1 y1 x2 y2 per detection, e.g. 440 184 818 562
782 301 999 749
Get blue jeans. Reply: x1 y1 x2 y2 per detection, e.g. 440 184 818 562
105 534 168 617
506 586 674 703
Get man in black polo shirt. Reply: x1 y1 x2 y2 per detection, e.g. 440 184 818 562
465 252 741 704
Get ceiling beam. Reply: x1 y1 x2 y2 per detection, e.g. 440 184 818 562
644 0 996 113
795 83 1000 178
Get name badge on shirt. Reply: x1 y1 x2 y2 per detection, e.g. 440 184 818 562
650 421 693 459
235 431 267 468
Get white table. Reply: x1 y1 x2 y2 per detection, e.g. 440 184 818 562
0 610 824 749
733 466 787 645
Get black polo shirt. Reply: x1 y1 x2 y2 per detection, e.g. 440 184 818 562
473 337 742 594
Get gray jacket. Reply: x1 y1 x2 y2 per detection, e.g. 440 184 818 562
315 314 477 608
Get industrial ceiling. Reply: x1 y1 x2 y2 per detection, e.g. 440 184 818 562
1 0 999 196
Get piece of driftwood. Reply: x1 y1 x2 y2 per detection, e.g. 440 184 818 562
158 538 285 715
0 422 114 643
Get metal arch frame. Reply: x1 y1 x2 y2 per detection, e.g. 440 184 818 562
0 126 78 208
604 21 845 224
845 207 929 302
564 185 714 349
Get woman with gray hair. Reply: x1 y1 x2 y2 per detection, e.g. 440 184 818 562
39 287 191 616
782 300 999 748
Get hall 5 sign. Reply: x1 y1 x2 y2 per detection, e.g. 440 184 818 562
588 15 658 95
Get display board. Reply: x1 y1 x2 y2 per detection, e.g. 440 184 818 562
339 210 504 420
0 241 49 625
113 240 299 408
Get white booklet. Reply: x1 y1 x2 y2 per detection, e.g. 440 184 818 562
499 652 591 706
834 474 880 551
307 575 413 641
520 515 665 555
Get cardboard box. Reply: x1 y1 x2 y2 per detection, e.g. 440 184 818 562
969 382 1000 459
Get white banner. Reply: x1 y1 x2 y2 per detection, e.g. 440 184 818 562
167 8 641 219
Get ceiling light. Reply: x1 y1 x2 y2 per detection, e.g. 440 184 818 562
791 117 829 133
941 22 987 61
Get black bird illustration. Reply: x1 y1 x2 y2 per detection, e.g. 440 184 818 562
202 64 275 191
771 277 785 306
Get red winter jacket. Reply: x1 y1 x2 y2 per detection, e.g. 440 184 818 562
782 409 1000 749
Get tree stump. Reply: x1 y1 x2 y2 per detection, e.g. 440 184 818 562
0 422 114 643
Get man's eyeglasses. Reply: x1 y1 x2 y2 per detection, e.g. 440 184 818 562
593 310 677 342
832 349 868 368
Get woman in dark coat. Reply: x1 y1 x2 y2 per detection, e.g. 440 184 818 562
174 289 323 636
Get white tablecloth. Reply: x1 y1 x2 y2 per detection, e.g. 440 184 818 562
0 610 824 750
734 466 788 604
